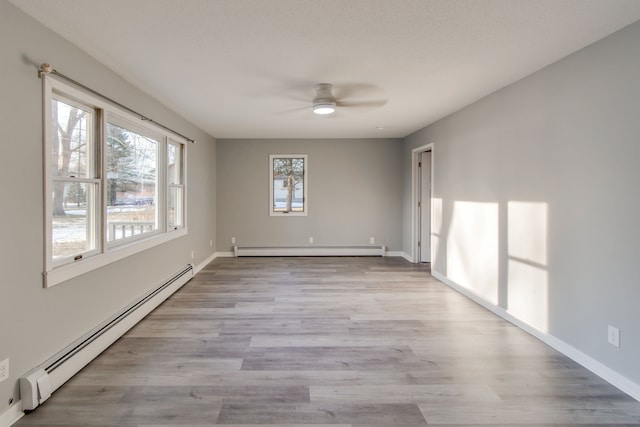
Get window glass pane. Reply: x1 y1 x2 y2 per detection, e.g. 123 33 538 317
51 98 93 179
52 181 97 260
167 142 182 184
272 157 305 213
106 122 159 242
167 186 183 229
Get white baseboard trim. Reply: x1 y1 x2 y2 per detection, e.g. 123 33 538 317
195 252 218 273
400 252 414 262
213 251 234 258
0 401 23 427
431 270 640 402
385 251 405 257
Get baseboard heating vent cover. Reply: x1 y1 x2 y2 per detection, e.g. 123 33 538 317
234 245 386 257
19 264 194 411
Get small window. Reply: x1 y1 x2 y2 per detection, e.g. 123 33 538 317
269 154 307 216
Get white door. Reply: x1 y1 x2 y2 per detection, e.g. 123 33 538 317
418 151 431 263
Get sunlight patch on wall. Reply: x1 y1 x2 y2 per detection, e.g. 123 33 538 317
507 260 549 331
508 201 547 265
507 201 549 332
431 198 442 266
447 201 499 305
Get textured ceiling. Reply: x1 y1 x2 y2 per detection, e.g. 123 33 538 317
10 0 640 139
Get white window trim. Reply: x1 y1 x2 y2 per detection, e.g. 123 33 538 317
43 75 188 288
269 154 308 217
44 228 188 287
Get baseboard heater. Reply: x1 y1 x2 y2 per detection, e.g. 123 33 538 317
234 245 386 257
19 264 194 411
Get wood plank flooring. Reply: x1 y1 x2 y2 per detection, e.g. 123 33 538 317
15 256 640 426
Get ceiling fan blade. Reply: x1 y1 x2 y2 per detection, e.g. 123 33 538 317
272 105 310 115
332 83 385 100
282 94 310 103
337 99 388 109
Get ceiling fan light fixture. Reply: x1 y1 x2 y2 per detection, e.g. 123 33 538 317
313 102 336 115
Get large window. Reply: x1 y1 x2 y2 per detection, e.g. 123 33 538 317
269 154 307 216
44 77 187 287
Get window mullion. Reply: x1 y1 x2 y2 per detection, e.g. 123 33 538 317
98 108 107 255
158 137 167 233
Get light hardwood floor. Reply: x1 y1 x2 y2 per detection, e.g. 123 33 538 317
16 256 640 426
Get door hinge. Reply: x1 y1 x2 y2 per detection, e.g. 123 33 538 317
418 162 422 167
418 241 421 247
418 201 421 208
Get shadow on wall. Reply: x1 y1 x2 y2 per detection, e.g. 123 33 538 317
432 199 549 333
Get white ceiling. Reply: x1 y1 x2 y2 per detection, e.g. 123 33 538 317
10 0 640 139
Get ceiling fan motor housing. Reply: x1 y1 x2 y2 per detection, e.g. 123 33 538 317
313 83 336 113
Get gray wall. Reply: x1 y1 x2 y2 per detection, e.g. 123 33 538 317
403 20 640 385
216 138 403 252
0 0 216 411
2 0 639 415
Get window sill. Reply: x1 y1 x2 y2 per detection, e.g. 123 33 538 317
269 212 308 217
44 227 188 288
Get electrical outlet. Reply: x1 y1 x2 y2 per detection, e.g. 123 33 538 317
190 250 195 259
309 237 314 244
209 239 213 247
0 358 9 383
231 237 236 244
608 325 620 348
370 237 375 244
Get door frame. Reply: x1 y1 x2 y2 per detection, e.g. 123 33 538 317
411 143 433 263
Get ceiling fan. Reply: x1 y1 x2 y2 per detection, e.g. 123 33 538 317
307 83 387 115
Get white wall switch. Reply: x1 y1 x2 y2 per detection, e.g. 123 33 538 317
231 237 236 244
370 237 375 244
309 237 314 244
